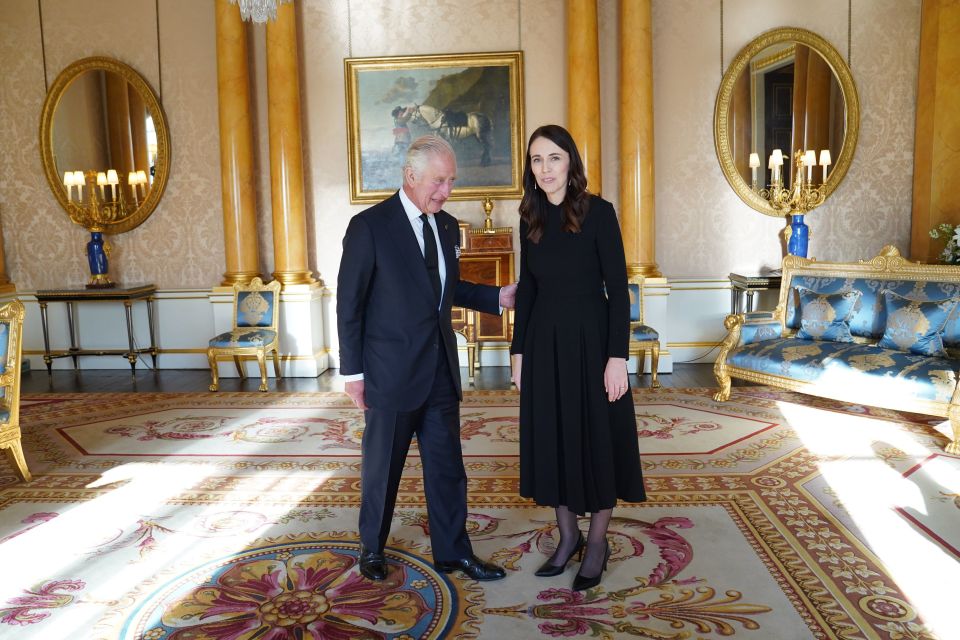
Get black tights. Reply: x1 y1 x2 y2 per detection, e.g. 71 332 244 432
548 505 612 578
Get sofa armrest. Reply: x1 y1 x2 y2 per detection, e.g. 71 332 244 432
740 311 784 346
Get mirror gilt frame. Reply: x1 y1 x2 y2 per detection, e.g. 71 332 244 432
714 27 860 217
39 56 171 234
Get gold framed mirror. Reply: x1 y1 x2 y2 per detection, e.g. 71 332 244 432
39 57 170 234
714 27 859 217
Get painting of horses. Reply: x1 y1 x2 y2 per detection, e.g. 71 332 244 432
345 51 524 204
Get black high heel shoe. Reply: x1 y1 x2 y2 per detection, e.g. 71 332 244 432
572 538 611 591
534 532 585 577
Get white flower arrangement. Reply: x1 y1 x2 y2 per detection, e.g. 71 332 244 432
929 223 960 264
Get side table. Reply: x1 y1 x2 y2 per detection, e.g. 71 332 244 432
728 273 782 315
35 284 158 373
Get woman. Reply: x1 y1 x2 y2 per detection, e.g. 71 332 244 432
510 124 646 591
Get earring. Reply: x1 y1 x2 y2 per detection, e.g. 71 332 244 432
534 183 537 190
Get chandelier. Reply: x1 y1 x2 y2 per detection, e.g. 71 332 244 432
229 0 292 23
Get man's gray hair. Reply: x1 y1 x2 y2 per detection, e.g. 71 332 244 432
403 135 456 177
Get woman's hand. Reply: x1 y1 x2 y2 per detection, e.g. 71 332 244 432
511 354 522 392
604 357 629 402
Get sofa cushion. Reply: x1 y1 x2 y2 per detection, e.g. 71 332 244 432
877 290 959 357
784 277 960 345
795 287 860 342
728 338 959 402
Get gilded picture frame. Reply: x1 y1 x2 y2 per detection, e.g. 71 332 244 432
344 51 525 204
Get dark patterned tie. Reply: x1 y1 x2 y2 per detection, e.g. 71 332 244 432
420 213 442 303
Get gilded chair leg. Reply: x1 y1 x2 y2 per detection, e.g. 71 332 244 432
256 350 268 392
272 349 282 380
207 350 220 392
713 365 732 402
650 342 661 389
3 442 32 482
233 356 246 379
947 406 960 455
467 344 476 383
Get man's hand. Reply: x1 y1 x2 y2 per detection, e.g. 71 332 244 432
499 283 518 309
345 379 368 410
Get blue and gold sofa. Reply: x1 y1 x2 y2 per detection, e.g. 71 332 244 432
713 246 960 453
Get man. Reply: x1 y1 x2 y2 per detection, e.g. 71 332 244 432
337 135 516 582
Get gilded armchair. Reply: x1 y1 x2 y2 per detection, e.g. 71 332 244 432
628 276 661 388
208 277 282 392
0 299 29 481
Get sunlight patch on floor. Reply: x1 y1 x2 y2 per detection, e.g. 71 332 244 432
779 401 960 638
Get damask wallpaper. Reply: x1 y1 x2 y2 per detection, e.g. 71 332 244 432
646 0 920 277
0 0 922 292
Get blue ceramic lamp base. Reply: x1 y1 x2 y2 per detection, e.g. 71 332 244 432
86 231 116 289
787 215 809 258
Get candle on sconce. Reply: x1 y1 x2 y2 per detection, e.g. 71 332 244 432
73 171 85 202
128 172 139 204
96 172 107 199
136 170 147 197
63 171 75 201
819 149 832 182
749 152 760 184
771 149 784 183
803 150 817 182
106 170 119 201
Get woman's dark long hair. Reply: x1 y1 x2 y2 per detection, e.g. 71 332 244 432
518 124 590 243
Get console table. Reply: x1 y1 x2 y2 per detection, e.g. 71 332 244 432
35 284 158 373
728 273 782 315
454 222 514 381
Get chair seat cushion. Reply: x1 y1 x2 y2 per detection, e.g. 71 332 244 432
209 329 277 348
728 338 959 402
632 325 659 341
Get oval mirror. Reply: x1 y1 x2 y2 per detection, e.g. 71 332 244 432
40 57 170 233
714 27 859 217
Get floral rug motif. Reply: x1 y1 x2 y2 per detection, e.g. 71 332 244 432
0 388 958 639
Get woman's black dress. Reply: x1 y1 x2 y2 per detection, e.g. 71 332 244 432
510 195 646 515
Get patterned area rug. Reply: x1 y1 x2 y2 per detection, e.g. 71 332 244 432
0 388 958 639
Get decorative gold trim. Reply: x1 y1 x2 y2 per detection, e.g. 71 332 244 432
714 27 860 217
668 341 723 348
628 263 662 278
751 43 796 73
344 51 525 204
39 57 171 234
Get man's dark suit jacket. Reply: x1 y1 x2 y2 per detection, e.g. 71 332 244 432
337 192 501 411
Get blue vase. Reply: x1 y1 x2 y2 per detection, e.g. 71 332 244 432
86 231 113 288
787 215 809 258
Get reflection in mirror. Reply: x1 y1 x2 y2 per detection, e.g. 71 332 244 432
714 27 859 217
40 56 170 235
53 69 157 208
728 43 844 190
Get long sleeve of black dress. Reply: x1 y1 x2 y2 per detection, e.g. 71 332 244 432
595 201 630 360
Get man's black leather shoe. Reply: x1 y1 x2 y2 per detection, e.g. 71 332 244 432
435 555 506 581
359 545 387 581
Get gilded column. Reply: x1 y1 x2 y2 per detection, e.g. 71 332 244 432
215 0 261 285
912 0 960 262
619 0 660 277
266 2 315 286
105 73 134 181
566 0 602 191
